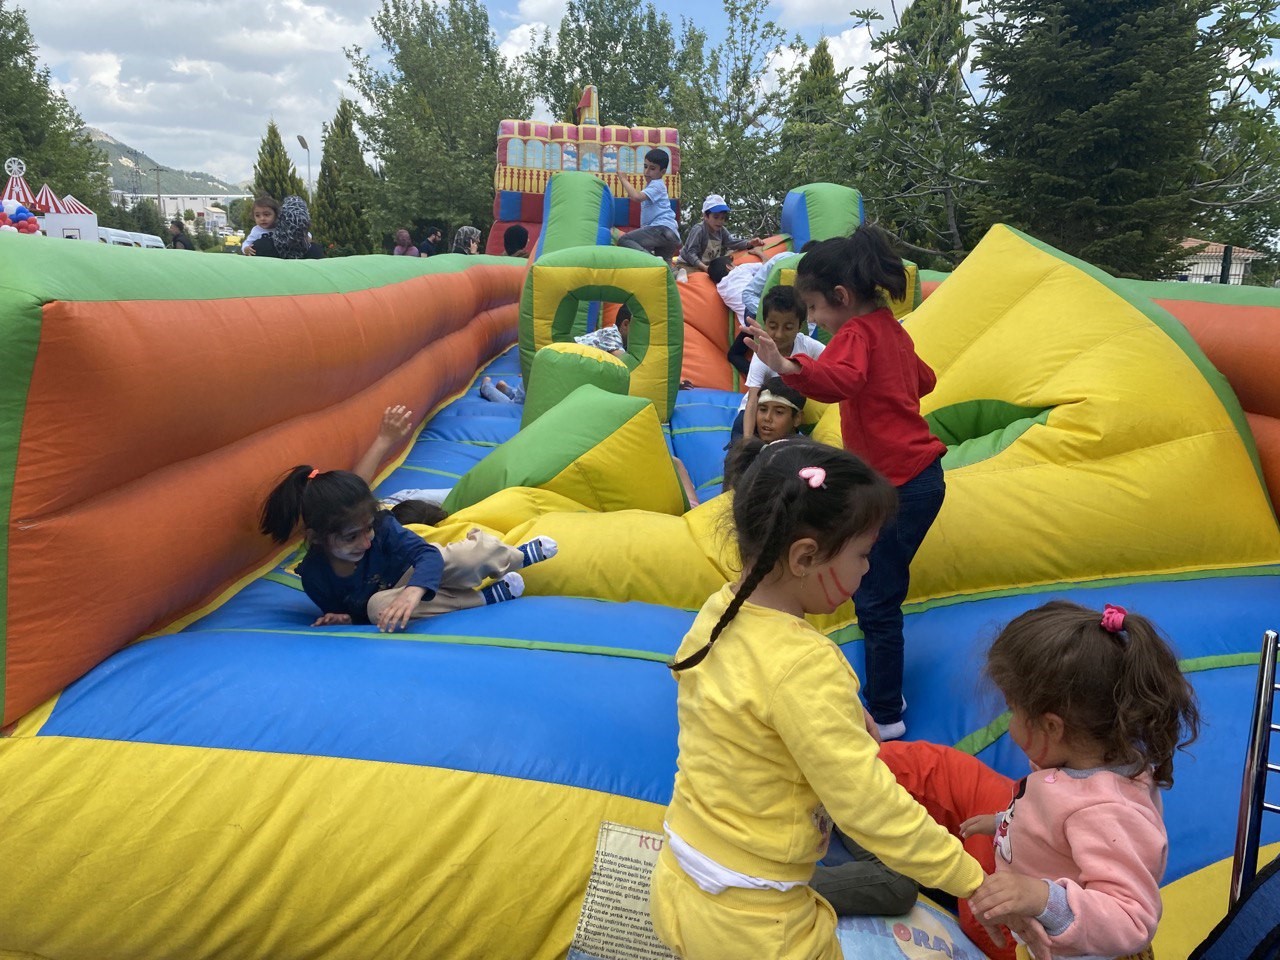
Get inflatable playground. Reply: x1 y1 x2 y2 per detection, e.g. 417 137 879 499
3 95 1280 960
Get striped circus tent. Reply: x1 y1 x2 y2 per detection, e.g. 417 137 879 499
32 183 67 214
1 174 35 207
61 195 94 215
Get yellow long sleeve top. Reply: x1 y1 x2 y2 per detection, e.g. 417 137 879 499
664 585 984 897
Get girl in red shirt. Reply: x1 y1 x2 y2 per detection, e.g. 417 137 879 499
747 224 945 741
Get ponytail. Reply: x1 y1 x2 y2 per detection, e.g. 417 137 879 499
258 467 380 546
986 600 1201 789
260 465 316 543
1110 610 1201 789
795 223 907 308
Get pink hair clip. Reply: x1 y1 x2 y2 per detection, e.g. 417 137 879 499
798 466 826 489
307 468 320 480
1100 603 1127 634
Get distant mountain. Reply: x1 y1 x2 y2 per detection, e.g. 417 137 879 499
83 127 247 196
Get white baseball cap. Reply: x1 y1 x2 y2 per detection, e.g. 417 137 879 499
702 194 730 214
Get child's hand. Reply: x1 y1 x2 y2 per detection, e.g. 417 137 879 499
379 404 414 442
744 322 800 375
243 244 257 256
749 237 765 248
970 871 1050 923
313 612 353 626
960 814 998 838
376 586 425 632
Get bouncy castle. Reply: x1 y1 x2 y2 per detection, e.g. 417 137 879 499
1 158 1279 958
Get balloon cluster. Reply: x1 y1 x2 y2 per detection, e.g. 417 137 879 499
0 199 41 235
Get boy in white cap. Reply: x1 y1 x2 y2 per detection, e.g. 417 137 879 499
678 194 764 273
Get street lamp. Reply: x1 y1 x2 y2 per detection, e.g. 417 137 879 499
297 134 311 199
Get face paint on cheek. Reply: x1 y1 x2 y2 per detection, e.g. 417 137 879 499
817 570 841 608
827 566 858 598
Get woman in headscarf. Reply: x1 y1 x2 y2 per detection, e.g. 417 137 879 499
252 196 324 259
451 225 482 255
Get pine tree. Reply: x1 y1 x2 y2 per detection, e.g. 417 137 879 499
313 99 375 256
0 2 110 209
974 0 1215 278
252 120 308 205
779 39 852 193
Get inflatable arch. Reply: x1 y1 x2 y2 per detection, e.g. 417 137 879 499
518 244 683 421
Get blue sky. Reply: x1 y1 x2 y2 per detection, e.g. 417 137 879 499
24 0 888 186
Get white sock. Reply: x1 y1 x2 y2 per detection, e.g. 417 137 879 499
518 536 559 567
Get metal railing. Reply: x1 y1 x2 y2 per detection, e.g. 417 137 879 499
1231 629 1280 907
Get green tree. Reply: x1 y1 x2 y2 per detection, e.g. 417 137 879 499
0 2 110 210
130 198 165 237
193 215 218 251
524 0 682 124
851 0 986 265
225 197 252 232
973 0 1215 278
313 98 376 256
778 38 855 197
674 0 789 234
252 120 308 205
349 0 530 237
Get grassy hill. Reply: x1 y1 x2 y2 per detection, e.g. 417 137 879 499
85 127 248 196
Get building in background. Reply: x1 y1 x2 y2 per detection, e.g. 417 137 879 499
1176 238 1266 284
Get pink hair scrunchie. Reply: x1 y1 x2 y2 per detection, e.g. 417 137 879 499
1100 603 1127 634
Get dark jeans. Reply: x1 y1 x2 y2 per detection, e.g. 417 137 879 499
617 225 680 262
855 456 946 725
810 830 918 917
726 329 753 376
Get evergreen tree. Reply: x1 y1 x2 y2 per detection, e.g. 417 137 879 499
313 98 375 256
674 0 788 233
349 0 530 237
974 0 1215 278
252 120 308 205
0 2 110 209
525 0 682 125
778 39 853 196
851 0 984 265
130 198 165 237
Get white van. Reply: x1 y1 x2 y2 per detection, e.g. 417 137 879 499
129 232 166 249
97 227 139 246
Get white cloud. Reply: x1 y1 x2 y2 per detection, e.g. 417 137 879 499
27 0 378 185
826 25 880 75
772 0 898 30
500 21 548 63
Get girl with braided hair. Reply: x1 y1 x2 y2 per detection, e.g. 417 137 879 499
649 438 990 960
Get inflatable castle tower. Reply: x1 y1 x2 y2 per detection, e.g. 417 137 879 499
487 85 681 254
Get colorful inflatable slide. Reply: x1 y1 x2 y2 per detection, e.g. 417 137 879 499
1 206 1278 959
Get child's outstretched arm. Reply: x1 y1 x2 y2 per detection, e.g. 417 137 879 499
743 387 761 439
353 405 414 485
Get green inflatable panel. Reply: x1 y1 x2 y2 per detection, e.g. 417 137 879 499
521 341 631 428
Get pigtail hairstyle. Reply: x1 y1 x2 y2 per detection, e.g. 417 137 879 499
986 600 1200 788
795 224 906 308
259 467 380 546
670 439 896 671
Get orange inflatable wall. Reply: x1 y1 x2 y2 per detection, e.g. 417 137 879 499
0 238 523 724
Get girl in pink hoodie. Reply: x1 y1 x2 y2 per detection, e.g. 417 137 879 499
962 600 1201 960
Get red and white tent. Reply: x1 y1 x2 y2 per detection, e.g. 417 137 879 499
1 174 36 207
61 195 95 215
32 183 67 214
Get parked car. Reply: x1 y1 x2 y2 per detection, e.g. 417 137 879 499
129 232 166 249
97 227 139 246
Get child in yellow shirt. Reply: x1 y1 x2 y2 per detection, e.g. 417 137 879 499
651 438 990 959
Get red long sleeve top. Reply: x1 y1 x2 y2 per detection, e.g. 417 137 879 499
783 307 945 486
